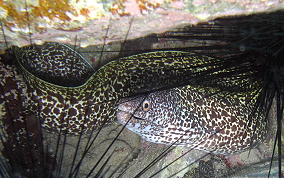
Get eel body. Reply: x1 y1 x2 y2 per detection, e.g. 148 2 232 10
0 42 266 154
2 42 237 133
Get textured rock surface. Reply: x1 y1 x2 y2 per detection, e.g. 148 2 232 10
0 0 284 47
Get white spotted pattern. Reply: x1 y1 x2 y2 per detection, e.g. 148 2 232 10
117 85 267 155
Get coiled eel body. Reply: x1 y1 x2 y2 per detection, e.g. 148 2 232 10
0 42 267 155
2 42 234 133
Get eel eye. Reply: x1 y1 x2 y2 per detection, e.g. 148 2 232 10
142 100 151 111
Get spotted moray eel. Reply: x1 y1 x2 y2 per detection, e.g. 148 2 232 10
117 84 267 155
1 42 266 154
2 42 241 134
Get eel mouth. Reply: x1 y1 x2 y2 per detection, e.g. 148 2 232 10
116 110 145 125
116 110 132 124
116 96 143 124
117 97 146 125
